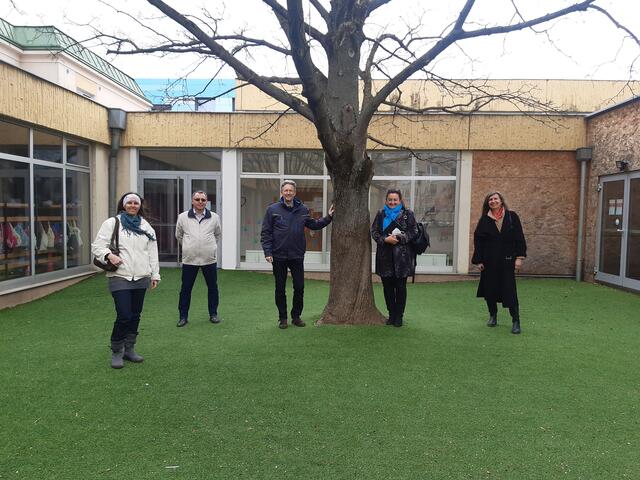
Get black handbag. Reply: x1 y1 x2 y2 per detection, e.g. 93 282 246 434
93 217 120 272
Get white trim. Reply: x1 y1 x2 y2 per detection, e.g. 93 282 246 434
456 151 473 273
221 149 239 269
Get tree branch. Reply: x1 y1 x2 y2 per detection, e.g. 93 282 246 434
145 0 314 121
360 1 599 127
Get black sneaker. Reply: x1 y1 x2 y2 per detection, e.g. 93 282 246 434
177 318 188 327
209 315 221 324
278 319 288 329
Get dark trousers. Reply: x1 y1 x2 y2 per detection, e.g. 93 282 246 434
381 276 408 324
178 263 219 319
272 258 304 320
111 288 147 342
486 300 519 321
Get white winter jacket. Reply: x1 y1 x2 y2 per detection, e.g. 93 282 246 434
91 215 161 281
175 209 221 266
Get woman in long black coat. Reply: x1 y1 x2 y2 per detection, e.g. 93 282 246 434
472 191 527 334
371 189 418 327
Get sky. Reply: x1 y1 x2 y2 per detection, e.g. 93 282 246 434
2 0 639 82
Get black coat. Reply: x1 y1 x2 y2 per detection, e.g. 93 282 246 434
371 208 418 278
260 197 332 260
472 210 527 307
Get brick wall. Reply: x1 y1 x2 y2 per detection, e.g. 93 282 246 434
470 151 580 276
584 100 640 281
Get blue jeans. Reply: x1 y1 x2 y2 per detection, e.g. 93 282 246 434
110 289 147 342
178 263 219 319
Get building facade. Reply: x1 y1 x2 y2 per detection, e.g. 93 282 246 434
1 22 639 307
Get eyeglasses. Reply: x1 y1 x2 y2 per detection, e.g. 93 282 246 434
193 198 207 202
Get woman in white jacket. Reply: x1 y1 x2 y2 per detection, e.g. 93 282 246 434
91 192 160 369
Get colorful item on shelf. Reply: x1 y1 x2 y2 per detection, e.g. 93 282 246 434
37 222 48 252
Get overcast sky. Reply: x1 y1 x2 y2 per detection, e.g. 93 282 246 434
2 0 639 81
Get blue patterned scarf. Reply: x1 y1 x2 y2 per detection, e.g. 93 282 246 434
382 204 403 231
119 213 156 241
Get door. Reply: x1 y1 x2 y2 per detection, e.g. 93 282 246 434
596 172 640 290
140 174 220 266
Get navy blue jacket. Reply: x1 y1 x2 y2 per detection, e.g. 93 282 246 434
260 197 332 260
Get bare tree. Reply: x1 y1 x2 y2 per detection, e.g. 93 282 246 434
103 0 639 325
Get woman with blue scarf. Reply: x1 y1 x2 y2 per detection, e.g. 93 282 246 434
371 189 418 327
92 192 160 368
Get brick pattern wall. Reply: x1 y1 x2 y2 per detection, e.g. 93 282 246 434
470 151 580 276
584 100 640 281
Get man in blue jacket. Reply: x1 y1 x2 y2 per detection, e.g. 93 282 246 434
261 180 334 329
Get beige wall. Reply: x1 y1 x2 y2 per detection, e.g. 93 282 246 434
235 79 640 114
584 100 640 281
122 112 586 152
0 62 110 144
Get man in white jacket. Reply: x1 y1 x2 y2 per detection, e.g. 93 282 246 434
175 191 222 327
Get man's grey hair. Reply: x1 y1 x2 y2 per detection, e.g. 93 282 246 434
281 180 297 190
192 190 207 198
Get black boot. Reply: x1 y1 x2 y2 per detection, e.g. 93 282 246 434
511 319 521 334
487 314 497 327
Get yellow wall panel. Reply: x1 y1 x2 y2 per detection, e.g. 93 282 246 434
228 113 319 149
122 113 231 147
0 63 109 143
469 115 585 150
367 114 469 150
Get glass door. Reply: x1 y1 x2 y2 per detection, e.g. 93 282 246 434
141 176 184 264
140 174 220 266
596 173 640 291
624 176 640 289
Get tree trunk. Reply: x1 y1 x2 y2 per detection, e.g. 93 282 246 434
318 152 386 325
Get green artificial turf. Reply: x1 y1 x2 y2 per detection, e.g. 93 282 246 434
1 270 639 479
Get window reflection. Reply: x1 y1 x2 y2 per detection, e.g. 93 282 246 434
0 160 31 282
34 165 64 273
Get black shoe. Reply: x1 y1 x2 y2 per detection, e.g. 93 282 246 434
278 319 288 329
487 315 497 327
511 320 521 334
292 317 306 327
209 315 221 324
385 317 394 326
177 318 188 327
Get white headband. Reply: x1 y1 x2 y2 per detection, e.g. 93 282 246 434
123 194 141 205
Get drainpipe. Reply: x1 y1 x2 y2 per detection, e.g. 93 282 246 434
108 109 127 215
575 147 593 282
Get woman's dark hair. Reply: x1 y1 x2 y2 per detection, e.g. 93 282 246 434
481 191 508 216
385 189 403 202
116 192 147 217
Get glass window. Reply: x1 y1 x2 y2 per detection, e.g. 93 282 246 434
414 180 456 266
414 151 457 176
0 159 31 282
0 120 29 157
33 130 63 163
139 150 221 171
66 170 91 268
67 140 90 167
242 151 279 173
369 180 412 224
240 178 280 261
295 180 325 252
284 151 324 175
371 151 412 176
34 165 64 273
